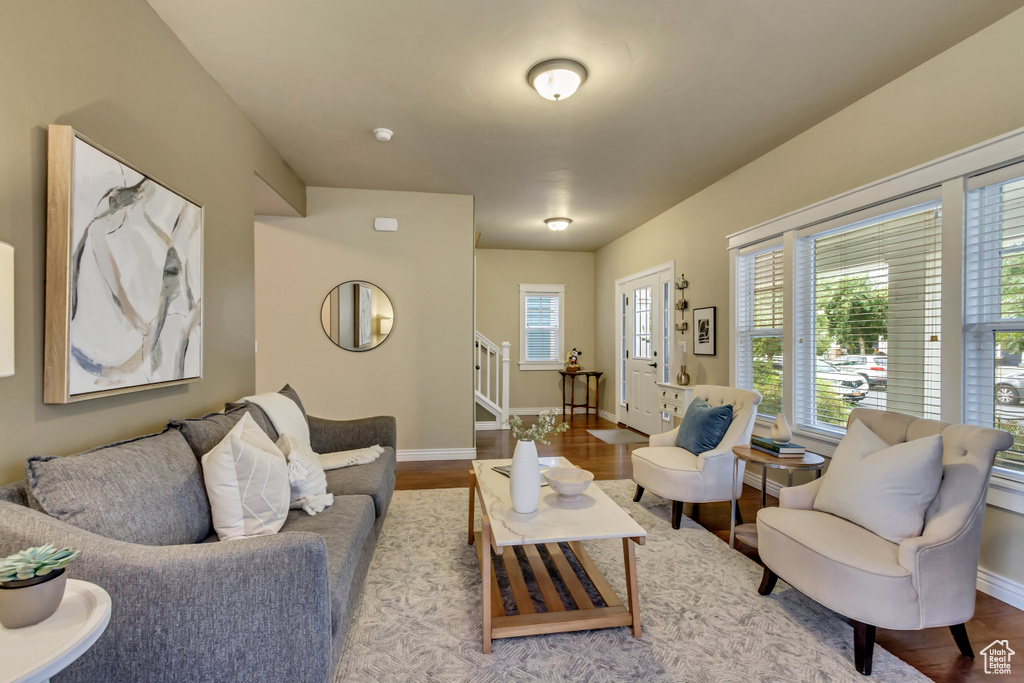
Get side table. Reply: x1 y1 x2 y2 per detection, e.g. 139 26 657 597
0 579 111 683
729 445 825 549
559 370 602 417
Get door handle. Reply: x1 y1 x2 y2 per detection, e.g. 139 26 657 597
647 362 657 368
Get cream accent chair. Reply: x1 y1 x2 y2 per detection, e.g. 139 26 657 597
631 385 762 529
756 408 1012 675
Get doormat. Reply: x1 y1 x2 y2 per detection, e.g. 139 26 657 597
587 429 649 445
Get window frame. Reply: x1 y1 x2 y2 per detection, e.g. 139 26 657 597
727 124 1024 511
518 283 565 371
735 241 784 419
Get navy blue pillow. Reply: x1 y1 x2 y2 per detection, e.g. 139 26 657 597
675 398 734 454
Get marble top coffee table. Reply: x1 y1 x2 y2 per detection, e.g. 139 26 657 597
468 456 646 653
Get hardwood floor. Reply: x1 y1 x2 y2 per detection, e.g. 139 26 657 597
396 414 1024 682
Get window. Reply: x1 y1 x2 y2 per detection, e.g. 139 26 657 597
736 246 783 416
795 199 942 431
519 284 565 370
965 163 1024 474
729 127 1024 489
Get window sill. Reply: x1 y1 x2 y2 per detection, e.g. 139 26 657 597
518 362 564 371
987 471 1024 514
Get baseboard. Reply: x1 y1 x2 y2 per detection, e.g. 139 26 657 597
509 406 593 416
742 469 784 500
396 448 477 462
976 566 1024 611
475 421 505 431
598 409 618 424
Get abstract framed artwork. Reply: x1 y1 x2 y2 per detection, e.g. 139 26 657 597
693 306 716 356
44 125 203 403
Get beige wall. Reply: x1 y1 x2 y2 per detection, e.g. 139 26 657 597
0 0 304 483
255 187 474 452
596 8 1024 586
475 249 595 412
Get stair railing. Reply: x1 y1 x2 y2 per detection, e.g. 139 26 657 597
475 331 510 428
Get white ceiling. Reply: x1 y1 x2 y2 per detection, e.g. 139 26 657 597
149 0 1024 251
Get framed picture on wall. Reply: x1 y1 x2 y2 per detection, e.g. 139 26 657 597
44 125 204 403
693 306 716 356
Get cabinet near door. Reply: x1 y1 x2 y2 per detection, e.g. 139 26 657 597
657 383 693 432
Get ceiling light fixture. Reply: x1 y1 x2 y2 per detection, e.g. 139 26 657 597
373 128 393 142
527 59 588 101
545 217 572 232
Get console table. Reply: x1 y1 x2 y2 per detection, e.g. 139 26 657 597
559 371 602 417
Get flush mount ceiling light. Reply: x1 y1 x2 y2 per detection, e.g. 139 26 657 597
527 59 588 101
373 128 393 142
545 217 572 232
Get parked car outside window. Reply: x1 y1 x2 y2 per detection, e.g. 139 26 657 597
832 354 887 388
995 370 1024 405
816 360 869 403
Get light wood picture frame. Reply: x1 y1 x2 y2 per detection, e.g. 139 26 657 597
44 125 204 404
693 306 716 356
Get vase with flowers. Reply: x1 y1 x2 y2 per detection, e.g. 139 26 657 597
506 411 570 513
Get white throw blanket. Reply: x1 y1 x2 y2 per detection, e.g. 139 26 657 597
242 391 384 471
243 392 312 451
319 445 385 471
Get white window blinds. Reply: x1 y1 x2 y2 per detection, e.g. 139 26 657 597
795 199 942 430
964 163 1024 474
736 246 783 416
519 284 565 369
524 294 559 361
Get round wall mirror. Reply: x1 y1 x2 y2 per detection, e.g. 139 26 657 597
320 281 395 351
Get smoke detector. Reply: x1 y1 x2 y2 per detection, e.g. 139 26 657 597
373 128 394 142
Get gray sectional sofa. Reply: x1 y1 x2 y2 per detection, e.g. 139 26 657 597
0 386 396 683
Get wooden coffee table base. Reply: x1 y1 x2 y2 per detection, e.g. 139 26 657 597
469 472 641 653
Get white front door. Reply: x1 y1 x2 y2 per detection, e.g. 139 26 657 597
623 274 662 435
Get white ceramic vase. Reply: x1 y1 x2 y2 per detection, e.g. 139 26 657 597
509 440 541 514
771 413 793 443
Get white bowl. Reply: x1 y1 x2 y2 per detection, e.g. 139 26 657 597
543 467 594 502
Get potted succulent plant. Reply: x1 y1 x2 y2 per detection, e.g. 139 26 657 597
507 411 570 513
0 543 80 628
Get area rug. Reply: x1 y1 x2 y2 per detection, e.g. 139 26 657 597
586 428 649 445
334 480 928 682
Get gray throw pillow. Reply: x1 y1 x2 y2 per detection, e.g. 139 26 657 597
170 404 278 458
26 429 212 545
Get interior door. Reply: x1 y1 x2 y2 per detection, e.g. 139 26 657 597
624 274 662 435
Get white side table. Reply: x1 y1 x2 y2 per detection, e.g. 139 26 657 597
0 579 111 683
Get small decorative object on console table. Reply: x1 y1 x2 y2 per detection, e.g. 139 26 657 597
0 543 80 629
769 413 793 444
564 347 582 373
507 412 569 513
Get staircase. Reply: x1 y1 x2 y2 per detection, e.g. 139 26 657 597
475 332 510 430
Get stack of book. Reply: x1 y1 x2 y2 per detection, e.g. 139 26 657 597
750 436 806 458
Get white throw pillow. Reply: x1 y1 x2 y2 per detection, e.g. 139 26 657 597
277 433 329 504
814 419 944 543
201 413 291 541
